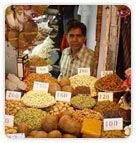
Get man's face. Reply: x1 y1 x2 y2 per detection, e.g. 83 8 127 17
67 28 86 51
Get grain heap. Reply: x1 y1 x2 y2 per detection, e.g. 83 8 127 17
70 75 97 97
14 108 47 130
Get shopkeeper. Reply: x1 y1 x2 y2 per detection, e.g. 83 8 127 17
58 20 94 78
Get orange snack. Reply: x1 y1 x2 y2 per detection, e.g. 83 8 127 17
81 119 102 138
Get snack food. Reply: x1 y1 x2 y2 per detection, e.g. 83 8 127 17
95 74 126 92
21 91 55 108
71 94 96 108
15 108 47 130
70 75 97 97
5 100 26 116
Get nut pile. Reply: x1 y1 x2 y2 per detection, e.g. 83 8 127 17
93 101 120 114
95 74 125 92
71 94 96 108
70 75 97 97
24 73 57 91
29 56 48 67
14 108 47 130
101 130 125 138
49 101 74 115
5 100 26 116
70 108 103 123
21 91 55 108
5 126 18 134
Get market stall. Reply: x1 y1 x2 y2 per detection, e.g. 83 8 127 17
5 5 131 138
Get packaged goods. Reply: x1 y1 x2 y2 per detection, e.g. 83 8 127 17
5 100 26 116
6 73 27 91
14 108 47 130
70 75 97 97
71 94 96 108
21 91 55 108
31 36 54 59
95 74 126 92
81 119 102 138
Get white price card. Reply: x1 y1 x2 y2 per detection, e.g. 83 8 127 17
98 92 113 101
6 91 21 100
33 81 49 92
101 71 113 77
55 91 71 102
5 115 14 127
36 66 49 74
78 68 90 75
104 118 123 131
7 133 25 139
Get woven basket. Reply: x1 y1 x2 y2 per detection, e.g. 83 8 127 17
8 30 19 48
23 20 38 42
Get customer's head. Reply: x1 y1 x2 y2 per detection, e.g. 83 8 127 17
66 20 87 51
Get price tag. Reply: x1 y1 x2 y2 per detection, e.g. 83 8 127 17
98 92 113 101
104 118 123 131
7 133 25 139
5 115 14 127
55 91 71 102
78 68 90 75
101 71 113 77
6 91 21 100
33 81 49 92
36 66 49 74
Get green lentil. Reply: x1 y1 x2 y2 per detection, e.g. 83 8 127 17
71 94 96 108
14 108 47 130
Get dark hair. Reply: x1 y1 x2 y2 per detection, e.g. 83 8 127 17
66 19 87 37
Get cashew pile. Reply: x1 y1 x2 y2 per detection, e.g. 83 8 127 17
69 75 97 97
21 90 55 108
5 100 26 116
49 101 74 116
5 126 18 134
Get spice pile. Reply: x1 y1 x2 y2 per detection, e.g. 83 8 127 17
71 94 96 108
95 74 126 92
24 73 57 91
